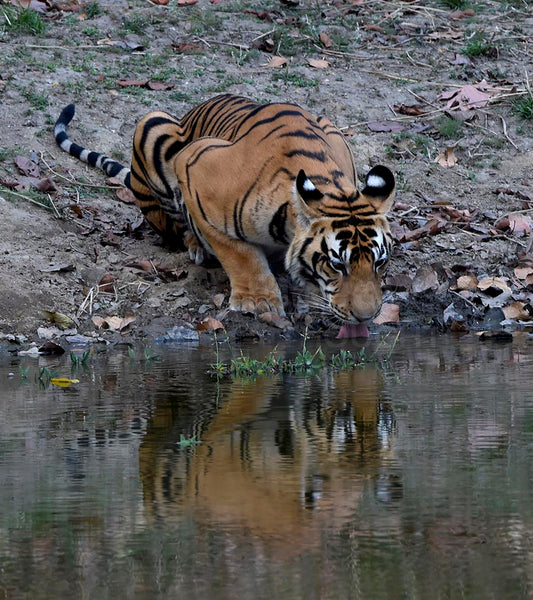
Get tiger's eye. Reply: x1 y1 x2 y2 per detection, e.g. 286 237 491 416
330 257 347 276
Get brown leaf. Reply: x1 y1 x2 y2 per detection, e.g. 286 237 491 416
98 273 116 292
152 0 170 4
514 266 533 281
438 82 499 111
412 265 439 293
147 81 174 91
319 32 333 48
259 312 292 329
435 146 458 168
14 156 40 177
115 187 136 204
508 212 532 235
35 177 57 192
449 8 475 19
394 103 426 116
197 317 225 332
177 0 199 5
117 79 148 87
373 303 400 325
263 56 288 68
308 58 330 69
93 314 136 331
477 277 512 306
399 218 445 243
502 301 532 321
454 274 479 291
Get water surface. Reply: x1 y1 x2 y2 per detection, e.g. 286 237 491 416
1 334 532 599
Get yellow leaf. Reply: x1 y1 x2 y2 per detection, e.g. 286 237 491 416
51 378 80 387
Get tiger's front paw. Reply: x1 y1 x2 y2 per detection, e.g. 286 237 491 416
230 291 286 317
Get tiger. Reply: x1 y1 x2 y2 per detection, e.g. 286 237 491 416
54 93 395 335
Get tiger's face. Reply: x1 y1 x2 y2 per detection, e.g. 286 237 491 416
286 166 395 325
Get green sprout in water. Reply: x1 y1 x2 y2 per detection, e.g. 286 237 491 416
176 434 202 448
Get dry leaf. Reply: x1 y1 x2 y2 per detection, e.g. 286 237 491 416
508 212 532 235
435 146 458 167
115 187 136 204
308 58 329 69
264 56 288 68
438 81 499 111
177 0 199 5
93 314 136 331
42 310 74 328
514 266 533 280
259 311 292 329
412 265 439 293
373 303 400 325
319 32 333 48
454 274 479 291
14 156 39 177
502 301 532 321
197 317 224 332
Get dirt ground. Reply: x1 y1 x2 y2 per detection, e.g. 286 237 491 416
1 0 532 349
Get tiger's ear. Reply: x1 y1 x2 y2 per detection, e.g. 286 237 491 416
361 165 395 215
293 169 323 226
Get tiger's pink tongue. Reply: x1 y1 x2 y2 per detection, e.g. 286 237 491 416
336 323 370 339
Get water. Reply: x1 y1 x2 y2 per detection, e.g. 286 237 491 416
1 334 533 599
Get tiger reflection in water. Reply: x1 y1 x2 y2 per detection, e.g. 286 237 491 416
139 367 400 549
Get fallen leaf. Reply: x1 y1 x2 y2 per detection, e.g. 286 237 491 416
508 212 532 235
35 177 57 192
454 274 479 291
259 311 292 329
308 58 329 69
213 293 225 309
115 187 136 204
412 264 439 293
177 0 199 5
398 218 445 243
98 273 115 292
263 56 288 68
14 155 39 177
476 277 512 307
50 378 80 387
435 146 458 167
319 32 333 48
502 301 532 321
449 8 475 19
197 317 225 332
394 103 426 116
92 314 136 331
438 81 499 111
42 310 75 328
514 266 533 280
373 303 400 324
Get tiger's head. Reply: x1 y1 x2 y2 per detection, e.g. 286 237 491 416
286 165 395 327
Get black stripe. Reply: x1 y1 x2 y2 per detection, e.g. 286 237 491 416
268 202 289 244
285 148 327 162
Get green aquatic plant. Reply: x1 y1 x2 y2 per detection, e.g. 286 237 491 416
176 434 202 448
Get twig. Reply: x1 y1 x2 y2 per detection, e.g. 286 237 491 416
499 115 519 150
0 185 53 211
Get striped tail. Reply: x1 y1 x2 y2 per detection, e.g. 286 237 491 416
54 104 131 188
